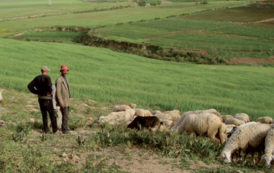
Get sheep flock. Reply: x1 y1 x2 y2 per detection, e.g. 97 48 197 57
99 104 274 167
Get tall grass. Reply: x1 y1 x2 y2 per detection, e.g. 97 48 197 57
0 38 274 119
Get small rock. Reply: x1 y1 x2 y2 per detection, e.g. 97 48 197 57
86 117 94 126
0 120 5 125
29 118 35 124
71 154 80 163
129 103 137 109
61 153 68 158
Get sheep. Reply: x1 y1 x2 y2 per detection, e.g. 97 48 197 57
225 118 245 126
112 105 132 112
222 115 234 122
262 124 274 166
155 110 181 122
135 108 152 117
172 109 222 131
256 116 273 124
127 116 162 131
225 124 236 138
99 109 135 125
234 113 250 123
175 110 227 144
221 122 271 163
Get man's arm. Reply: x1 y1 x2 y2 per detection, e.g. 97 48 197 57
28 78 38 95
56 78 65 108
46 76 53 96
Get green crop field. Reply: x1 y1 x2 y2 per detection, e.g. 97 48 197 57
1 38 274 119
89 3 274 60
0 0 274 172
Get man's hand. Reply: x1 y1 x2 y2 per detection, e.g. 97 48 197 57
47 93 52 96
60 104 65 109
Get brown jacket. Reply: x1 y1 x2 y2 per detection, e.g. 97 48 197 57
55 76 70 107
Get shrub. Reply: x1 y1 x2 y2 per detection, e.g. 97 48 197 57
137 0 147 6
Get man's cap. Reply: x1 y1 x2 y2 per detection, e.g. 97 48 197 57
41 66 50 72
60 65 69 71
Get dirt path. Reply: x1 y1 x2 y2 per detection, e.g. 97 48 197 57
254 18 274 24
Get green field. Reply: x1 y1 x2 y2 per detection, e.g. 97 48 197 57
0 0 251 36
90 3 274 60
1 38 274 119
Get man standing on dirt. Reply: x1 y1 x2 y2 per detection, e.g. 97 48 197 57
28 66 58 133
56 65 71 134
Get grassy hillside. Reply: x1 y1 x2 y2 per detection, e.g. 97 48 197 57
1 38 274 119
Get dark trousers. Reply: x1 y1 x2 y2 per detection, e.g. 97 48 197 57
60 107 69 133
38 99 57 133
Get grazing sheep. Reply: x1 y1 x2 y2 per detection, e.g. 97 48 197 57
221 122 271 163
222 115 234 122
225 124 237 138
172 109 221 131
99 109 135 125
262 124 274 166
175 109 227 144
127 116 162 131
135 109 152 117
155 110 181 122
112 105 132 112
152 110 162 115
225 118 245 126
256 116 273 124
234 113 250 123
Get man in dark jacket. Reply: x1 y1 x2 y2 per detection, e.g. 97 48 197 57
28 66 57 133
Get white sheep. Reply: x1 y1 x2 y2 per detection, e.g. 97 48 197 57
234 113 250 123
174 109 227 144
225 118 245 126
99 109 135 125
221 122 271 163
155 110 181 122
262 124 274 166
112 105 132 112
222 115 234 122
256 116 273 124
135 108 152 117
172 109 221 131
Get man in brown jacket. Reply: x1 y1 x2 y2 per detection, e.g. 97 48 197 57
56 65 71 134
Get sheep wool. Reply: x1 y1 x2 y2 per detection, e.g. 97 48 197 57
175 109 227 144
256 116 273 124
262 124 274 166
225 118 245 126
155 110 181 122
221 122 271 163
99 109 135 125
135 109 153 117
234 113 250 123
172 109 221 131
222 115 234 122
112 105 132 112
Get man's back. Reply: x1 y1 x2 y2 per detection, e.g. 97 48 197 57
28 75 52 96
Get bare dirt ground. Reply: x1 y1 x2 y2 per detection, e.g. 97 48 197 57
254 18 274 24
228 56 274 65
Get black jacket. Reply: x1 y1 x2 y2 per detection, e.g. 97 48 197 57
28 75 52 96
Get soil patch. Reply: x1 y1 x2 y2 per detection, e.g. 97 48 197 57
228 56 274 65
